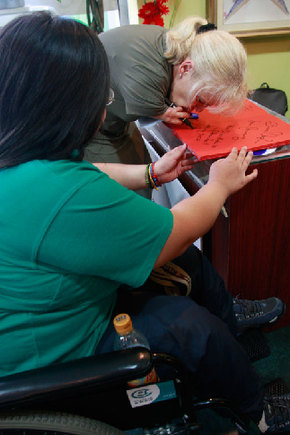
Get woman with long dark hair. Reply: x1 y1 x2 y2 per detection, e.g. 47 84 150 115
0 12 287 433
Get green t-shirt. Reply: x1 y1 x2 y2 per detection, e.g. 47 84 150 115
0 159 173 376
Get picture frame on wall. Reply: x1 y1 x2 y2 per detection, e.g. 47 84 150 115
206 0 290 37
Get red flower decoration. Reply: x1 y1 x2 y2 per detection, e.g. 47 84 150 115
138 0 169 27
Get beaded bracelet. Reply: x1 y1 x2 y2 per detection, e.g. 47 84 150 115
145 163 161 190
148 165 158 190
150 162 160 189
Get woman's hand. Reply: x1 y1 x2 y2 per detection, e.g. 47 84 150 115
155 106 189 125
208 146 258 196
94 145 194 190
154 144 195 184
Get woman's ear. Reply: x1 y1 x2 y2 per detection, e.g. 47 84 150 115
179 59 194 77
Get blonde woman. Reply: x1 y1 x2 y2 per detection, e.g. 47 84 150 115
84 16 248 185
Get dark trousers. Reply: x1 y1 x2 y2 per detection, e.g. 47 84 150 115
95 245 264 422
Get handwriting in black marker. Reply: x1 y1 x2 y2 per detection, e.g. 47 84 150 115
254 121 282 144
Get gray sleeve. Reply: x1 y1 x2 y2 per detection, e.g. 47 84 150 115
101 25 172 119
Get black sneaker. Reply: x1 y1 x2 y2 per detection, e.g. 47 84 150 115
233 297 285 332
261 394 290 433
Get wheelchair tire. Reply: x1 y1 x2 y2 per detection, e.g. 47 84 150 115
0 410 124 434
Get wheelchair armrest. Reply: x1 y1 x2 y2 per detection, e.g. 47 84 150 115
0 347 152 409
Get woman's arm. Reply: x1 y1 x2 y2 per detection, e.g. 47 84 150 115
93 144 194 190
154 147 258 268
93 162 147 189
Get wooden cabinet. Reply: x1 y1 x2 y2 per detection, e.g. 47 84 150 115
209 156 290 328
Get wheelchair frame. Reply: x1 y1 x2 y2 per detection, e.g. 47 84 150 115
0 347 254 434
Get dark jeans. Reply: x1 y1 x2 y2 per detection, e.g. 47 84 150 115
95 245 264 422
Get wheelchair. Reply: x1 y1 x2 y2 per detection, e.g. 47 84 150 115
0 347 259 434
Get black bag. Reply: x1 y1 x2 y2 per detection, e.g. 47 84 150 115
248 82 288 116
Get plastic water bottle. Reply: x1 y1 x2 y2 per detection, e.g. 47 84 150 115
113 313 158 386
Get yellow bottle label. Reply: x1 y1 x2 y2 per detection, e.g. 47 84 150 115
128 368 158 387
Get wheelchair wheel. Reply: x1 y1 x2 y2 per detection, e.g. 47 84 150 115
0 410 124 434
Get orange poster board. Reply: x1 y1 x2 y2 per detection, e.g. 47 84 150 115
171 99 290 161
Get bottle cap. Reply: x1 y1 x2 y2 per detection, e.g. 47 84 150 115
113 313 133 335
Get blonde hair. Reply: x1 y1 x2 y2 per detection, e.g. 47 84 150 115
164 16 208 64
165 17 248 114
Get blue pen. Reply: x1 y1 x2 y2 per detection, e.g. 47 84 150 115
190 113 199 120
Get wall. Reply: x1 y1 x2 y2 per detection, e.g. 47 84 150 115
245 35 290 119
137 0 290 118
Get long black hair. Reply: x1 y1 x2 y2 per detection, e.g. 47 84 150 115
0 11 110 168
